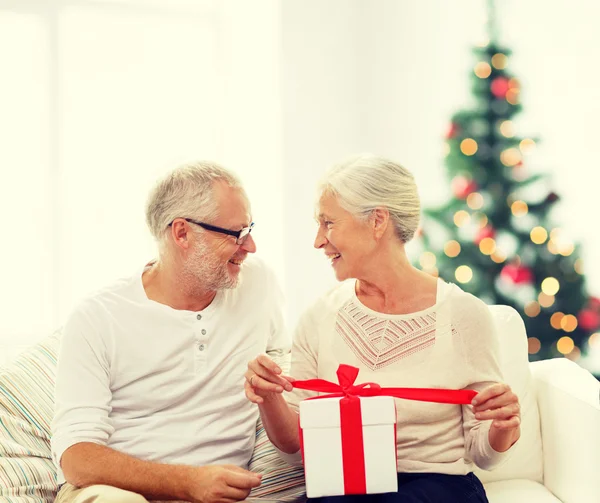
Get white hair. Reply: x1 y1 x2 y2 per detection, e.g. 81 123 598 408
145 161 247 246
318 153 421 243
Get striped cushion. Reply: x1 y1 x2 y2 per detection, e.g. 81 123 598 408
248 421 306 501
0 332 60 503
248 352 306 501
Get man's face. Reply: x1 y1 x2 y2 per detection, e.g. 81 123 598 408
184 182 256 291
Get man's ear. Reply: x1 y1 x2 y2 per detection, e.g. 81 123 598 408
170 220 191 250
371 207 390 240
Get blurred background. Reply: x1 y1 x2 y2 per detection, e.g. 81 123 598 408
1 0 599 375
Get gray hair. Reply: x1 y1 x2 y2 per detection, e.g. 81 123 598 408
145 160 246 243
318 154 420 243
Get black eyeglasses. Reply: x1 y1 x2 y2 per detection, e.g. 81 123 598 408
170 218 254 245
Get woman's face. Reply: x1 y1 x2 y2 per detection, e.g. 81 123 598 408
314 192 374 281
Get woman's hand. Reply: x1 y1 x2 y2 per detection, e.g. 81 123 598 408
472 383 521 452
245 354 295 404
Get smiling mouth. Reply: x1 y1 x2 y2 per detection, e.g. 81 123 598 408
228 259 243 266
327 253 341 264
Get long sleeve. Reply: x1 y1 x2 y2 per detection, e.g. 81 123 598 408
51 300 114 468
453 293 514 470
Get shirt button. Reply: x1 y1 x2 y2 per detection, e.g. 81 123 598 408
201 329 207 335
196 314 202 320
198 344 205 351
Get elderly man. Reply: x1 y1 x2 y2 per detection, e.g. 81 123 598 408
52 161 289 503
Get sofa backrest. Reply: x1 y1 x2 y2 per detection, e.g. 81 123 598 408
473 305 544 484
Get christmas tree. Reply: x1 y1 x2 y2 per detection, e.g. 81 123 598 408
414 4 600 367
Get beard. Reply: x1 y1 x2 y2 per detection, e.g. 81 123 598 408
182 238 239 294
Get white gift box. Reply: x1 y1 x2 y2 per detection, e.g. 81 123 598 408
299 395 398 498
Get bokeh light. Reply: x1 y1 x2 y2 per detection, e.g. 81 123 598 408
491 53 508 69
511 200 528 217
527 337 541 354
524 301 541 318
541 277 560 296
444 240 461 258
474 62 492 78
530 226 548 245
454 210 471 227
557 336 575 355
455 265 473 283
460 138 478 156
466 192 484 210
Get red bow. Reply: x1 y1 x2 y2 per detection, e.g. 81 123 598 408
293 364 478 405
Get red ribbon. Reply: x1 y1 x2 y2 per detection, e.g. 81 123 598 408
294 364 477 495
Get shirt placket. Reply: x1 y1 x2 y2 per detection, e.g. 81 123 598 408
193 312 209 373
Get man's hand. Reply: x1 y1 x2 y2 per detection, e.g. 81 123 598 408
185 465 262 503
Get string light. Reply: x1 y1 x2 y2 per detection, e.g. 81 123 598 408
547 240 559 254
491 53 508 69
566 346 581 361
500 148 522 166
474 62 492 78
444 240 461 258
520 138 536 154
490 250 507 263
589 333 600 348
466 192 484 210
559 242 575 257
560 315 578 333
557 336 575 355
443 143 451 157
527 337 541 354
506 88 520 104
473 213 489 228
454 210 471 227
541 277 560 296
479 237 496 255
455 265 473 283
575 258 584 274
460 138 478 156
499 120 515 137
419 252 437 269
538 292 555 308
550 312 565 330
530 226 548 244
524 301 541 318
511 200 528 217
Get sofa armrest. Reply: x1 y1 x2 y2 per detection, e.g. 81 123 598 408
531 358 600 503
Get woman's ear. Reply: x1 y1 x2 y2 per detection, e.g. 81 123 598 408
371 207 390 240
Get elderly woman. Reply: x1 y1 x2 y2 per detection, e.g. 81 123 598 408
245 154 520 503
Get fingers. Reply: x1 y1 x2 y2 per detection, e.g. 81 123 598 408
474 402 520 421
473 391 519 414
490 416 521 430
223 467 262 490
246 355 294 392
244 380 264 404
471 383 510 406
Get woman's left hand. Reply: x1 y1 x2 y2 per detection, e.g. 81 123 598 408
471 383 520 429
472 383 521 452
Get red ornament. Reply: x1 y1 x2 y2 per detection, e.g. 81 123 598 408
475 226 496 245
587 297 600 311
578 309 600 331
452 176 478 199
446 123 460 139
491 77 510 98
500 263 534 285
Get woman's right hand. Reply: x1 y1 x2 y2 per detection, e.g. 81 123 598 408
245 354 295 404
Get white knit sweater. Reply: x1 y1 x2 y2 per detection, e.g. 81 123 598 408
285 278 512 474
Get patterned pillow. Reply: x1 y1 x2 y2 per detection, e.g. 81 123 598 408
248 352 306 501
0 332 60 503
248 420 306 501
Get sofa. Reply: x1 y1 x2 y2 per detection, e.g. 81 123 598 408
1 305 599 503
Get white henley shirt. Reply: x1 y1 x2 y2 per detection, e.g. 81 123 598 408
51 256 289 484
